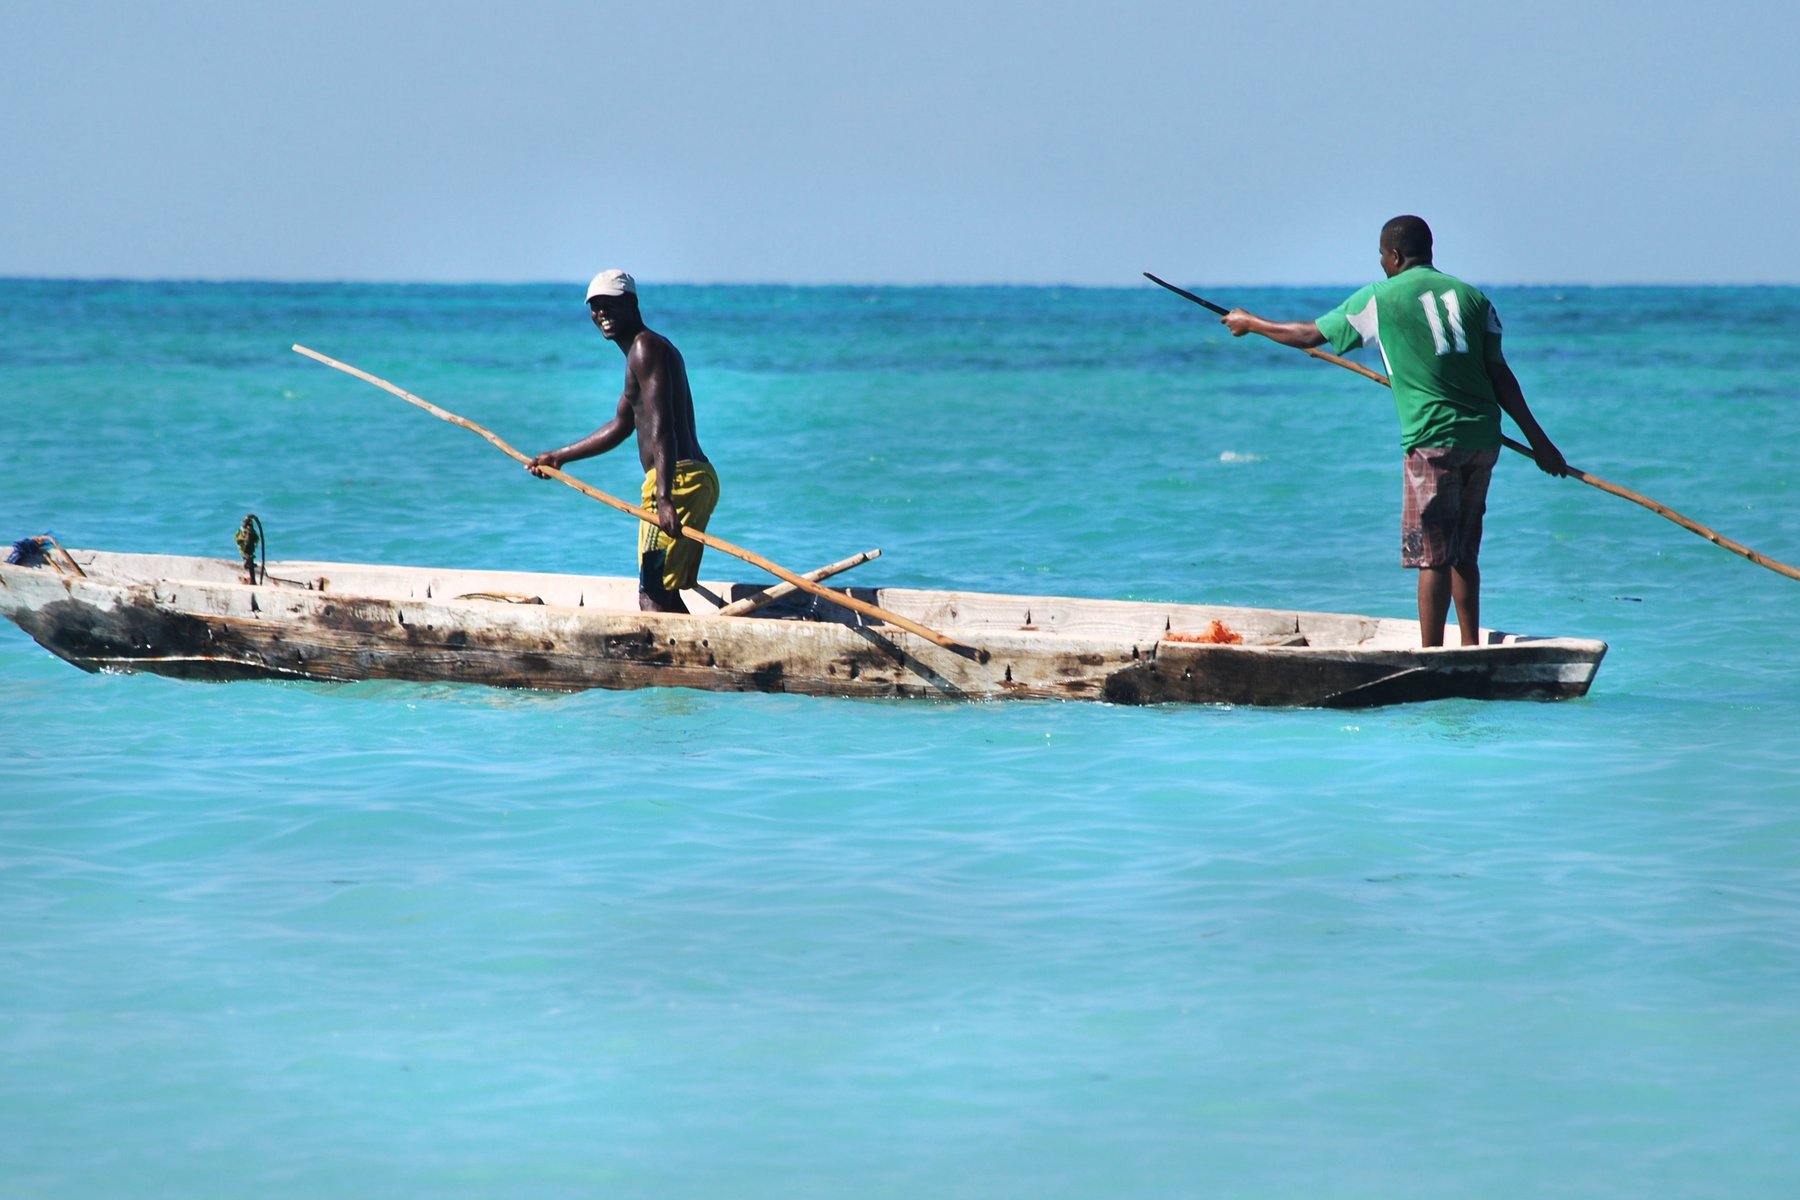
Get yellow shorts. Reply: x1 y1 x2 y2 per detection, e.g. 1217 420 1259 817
638 460 720 593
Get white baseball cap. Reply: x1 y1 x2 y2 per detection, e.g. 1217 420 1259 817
586 269 636 300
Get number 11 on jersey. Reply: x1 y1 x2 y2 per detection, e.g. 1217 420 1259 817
1418 290 1468 356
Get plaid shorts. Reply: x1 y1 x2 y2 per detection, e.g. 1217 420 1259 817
1400 446 1500 568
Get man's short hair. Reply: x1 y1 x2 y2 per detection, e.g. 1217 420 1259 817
1381 215 1433 261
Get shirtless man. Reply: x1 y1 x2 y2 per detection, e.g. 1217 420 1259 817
528 270 718 613
1221 216 1566 647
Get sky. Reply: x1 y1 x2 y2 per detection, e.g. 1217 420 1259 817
3 1 1797 287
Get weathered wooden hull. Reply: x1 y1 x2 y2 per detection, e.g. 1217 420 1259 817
0 550 1606 707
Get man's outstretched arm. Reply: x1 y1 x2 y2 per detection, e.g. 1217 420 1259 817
527 394 635 475
1221 309 1327 349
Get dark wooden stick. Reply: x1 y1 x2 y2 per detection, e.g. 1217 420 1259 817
1145 276 1800 582
41 534 87 577
1143 271 1228 315
293 345 990 655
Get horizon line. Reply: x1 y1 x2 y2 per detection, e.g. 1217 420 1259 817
4 273 1798 291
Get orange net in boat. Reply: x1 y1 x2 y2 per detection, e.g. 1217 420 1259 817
1165 620 1243 645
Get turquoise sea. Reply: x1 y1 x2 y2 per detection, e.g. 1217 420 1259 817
3 278 1797 1198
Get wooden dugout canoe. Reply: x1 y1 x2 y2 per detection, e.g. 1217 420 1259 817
0 546 1606 708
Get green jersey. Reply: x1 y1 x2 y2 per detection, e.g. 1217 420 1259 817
1315 266 1505 452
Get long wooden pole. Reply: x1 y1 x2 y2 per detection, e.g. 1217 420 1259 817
716 548 881 616
292 345 988 657
1145 274 1800 583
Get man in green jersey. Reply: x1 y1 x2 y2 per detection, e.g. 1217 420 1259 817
1221 215 1567 647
